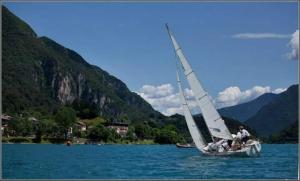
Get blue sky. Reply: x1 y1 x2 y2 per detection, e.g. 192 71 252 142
5 2 298 115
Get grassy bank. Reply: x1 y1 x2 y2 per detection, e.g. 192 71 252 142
2 137 157 145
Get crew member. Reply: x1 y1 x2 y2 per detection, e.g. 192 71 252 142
239 126 250 144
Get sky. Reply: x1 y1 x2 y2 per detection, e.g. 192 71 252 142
5 2 299 115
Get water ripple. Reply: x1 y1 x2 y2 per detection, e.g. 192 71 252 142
3 144 298 179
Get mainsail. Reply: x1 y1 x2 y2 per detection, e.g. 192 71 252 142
166 24 233 140
176 70 207 150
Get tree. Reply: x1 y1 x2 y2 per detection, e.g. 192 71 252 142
54 106 76 139
72 100 97 119
33 119 57 143
126 126 137 141
9 117 33 137
134 123 153 139
108 128 120 142
154 125 184 144
87 124 110 142
154 129 178 144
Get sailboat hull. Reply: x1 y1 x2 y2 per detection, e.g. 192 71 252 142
166 25 262 157
200 141 261 157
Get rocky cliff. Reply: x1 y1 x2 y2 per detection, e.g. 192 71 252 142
2 6 161 122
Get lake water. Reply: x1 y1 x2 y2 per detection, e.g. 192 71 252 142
2 144 298 179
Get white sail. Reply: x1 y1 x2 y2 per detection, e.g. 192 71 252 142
177 70 207 151
166 24 232 140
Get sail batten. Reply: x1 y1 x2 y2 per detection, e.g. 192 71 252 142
167 24 233 140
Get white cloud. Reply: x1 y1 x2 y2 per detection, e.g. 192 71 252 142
272 88 287 94
287 30 299 60
139 84 174 98
216 86 288 108
136 84 287 116
232 33 291 39
136 84 198 116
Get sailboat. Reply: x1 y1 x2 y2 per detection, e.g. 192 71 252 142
166 24 261 157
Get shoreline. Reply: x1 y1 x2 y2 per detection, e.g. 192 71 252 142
2 142 298 145
1 137 158 145
1 142 163 145
2 137 298 145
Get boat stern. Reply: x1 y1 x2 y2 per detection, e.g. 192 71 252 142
245 141 261 157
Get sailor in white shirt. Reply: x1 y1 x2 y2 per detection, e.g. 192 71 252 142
236 131 242 140
239 126 250 144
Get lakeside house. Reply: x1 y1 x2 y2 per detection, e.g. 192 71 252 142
75 121 87 132
105 122 129 137
28 117 39 124
68 121 87 137
1 114 13 136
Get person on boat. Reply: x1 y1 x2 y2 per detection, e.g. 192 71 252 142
236 131 242 140
230 134 241 151
227 138 233 149
239 126 250 144
219 139 230 152
203 137 218 152
214 138 228 152
204 137 229 152
233 128 246 149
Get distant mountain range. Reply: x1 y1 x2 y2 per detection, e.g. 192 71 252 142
218 85 298 138
218 93 278 122
2 6 298 142
245 85 298 137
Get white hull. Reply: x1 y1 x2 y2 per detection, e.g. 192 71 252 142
201 141 261 157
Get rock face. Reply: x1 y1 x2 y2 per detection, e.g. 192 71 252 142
57 75 75 104
2 6 160 122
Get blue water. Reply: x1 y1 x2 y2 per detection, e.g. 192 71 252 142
2 144 298 179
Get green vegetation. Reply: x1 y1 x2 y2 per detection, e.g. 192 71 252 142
2 105 188 144
2 6 297 145
154 125 184 144
72 100 98 119
2 5 161 123
3 137 32 143
267 121 298 144
245 85 298 137
2 5 196 145
54 106 77 139
9 117 33 137
87 124 120 142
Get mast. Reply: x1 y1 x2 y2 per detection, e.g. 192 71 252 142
176 69 207 151
166 24 232 140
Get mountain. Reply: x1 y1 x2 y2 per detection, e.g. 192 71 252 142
2 6 162 122
218 93 278 122
245 85 298 137
2 6 262 143
268 121 298 143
